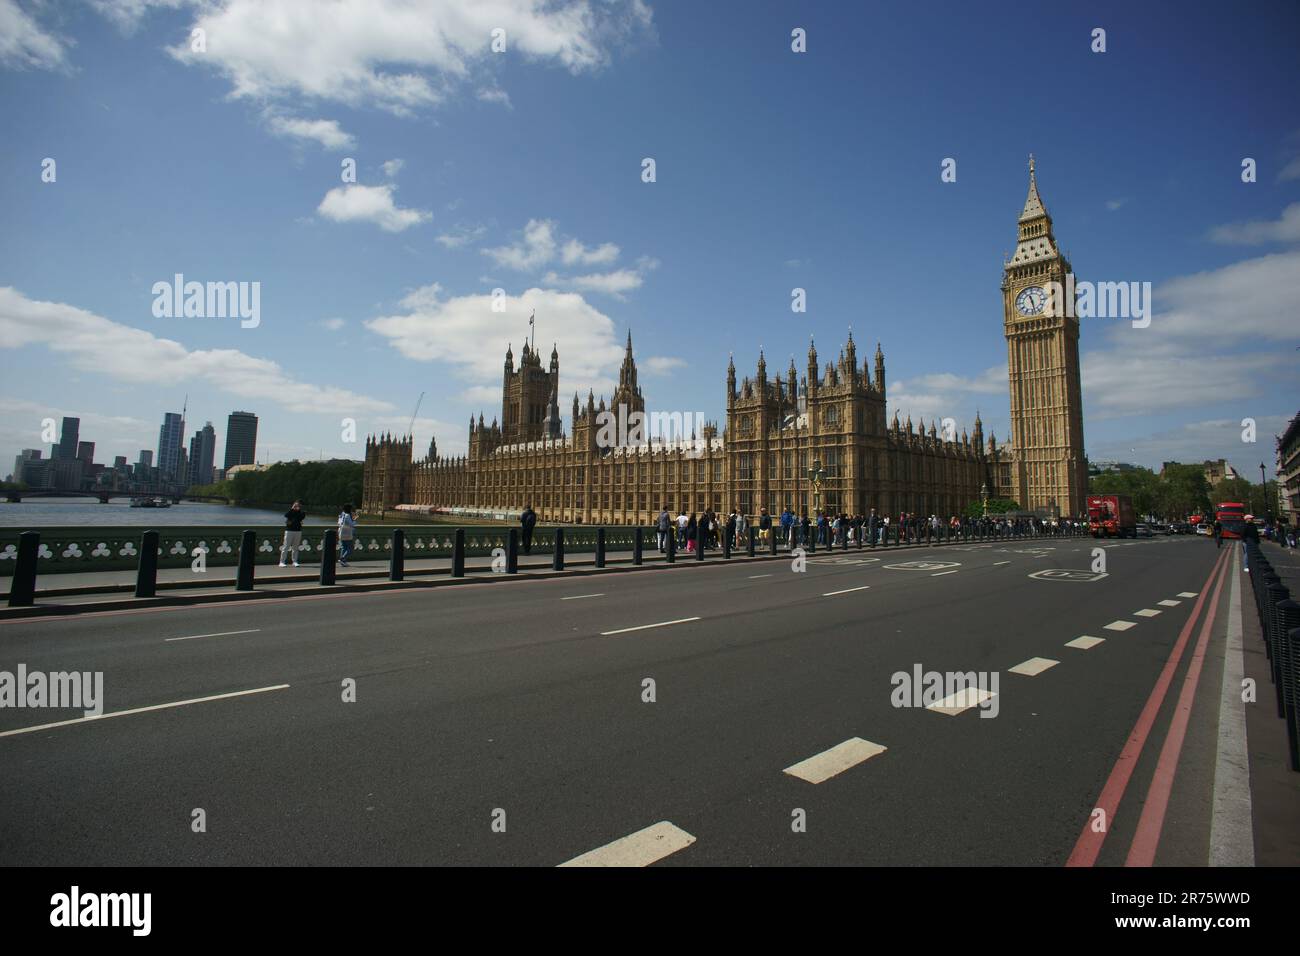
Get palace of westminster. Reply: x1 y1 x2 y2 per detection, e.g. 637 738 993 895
362 159 1089 522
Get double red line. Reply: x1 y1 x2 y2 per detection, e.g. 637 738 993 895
1066 545 1232 867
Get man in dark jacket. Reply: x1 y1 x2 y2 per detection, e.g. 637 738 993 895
520 504 537 555
280 500 306 567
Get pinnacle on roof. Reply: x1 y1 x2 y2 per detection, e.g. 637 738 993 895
1019 153 1047 222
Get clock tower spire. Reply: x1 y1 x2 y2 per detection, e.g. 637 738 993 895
1002 156 1087 518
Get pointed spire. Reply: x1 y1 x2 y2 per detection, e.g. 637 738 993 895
1019 153 1047 221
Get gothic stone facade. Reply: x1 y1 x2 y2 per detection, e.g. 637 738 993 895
364 160 1084 522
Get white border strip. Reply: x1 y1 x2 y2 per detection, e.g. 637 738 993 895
1209 547 1254 866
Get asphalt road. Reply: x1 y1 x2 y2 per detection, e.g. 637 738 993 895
0 534 1254 866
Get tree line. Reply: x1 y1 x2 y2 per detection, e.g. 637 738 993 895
189 460 363 514
1089 462 1278 519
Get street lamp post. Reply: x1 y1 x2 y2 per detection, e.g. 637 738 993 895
807 458 826 518
1259 461 1267 520
980 482 989 518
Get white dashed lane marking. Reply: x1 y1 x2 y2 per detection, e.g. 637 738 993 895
561 593 604 601
1065 636 1105 650
558 822 696 867
783 738 888 784
1009 657 1059 676
1178 591 1199 598
926 688 996 716
1104 620 1137 631
1158 599 1181 607
1134 608 1162 617
165 629 261 643
823 586 871 596
600 617 700 636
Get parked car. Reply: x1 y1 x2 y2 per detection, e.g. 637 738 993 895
1136 523 1154 537
1195 524 1213 536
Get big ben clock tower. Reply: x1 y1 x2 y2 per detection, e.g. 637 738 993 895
1002 156 1087 517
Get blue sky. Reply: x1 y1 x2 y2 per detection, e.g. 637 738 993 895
1 0 1297 480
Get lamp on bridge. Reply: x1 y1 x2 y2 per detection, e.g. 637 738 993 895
807 458 826 515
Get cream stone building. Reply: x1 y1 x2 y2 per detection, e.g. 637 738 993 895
364 159 1086 522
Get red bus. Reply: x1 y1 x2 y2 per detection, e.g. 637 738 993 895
1216 502 1246 539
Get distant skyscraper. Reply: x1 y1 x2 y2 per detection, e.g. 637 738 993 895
188 422 217 486
224 411 258 470
157 412 185 482
138 449 153 469
76 441 95 466
13 449 41 483
56 417 79 460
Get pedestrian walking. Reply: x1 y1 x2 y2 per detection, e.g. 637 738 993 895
280 500 306 567
337 503 356 566
520 503 537 555
656 507 671 552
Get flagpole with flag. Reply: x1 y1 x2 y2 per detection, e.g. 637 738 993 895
529 310 535 350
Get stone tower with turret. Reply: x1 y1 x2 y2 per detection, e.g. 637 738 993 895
1002 156 1087 517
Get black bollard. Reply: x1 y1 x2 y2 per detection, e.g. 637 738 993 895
135 529 159 598
748 526 756 557
507 528 519 574
553 528 565 571
390 529 405 581
770 525 778 556
7 530 39 607
841 526 848 551
452 528 465 578
633 527 643 566
235 529 255 591
667 527 676 563
807 522 816 554
722 527 731 559
320 528 337 585
696 526 705 561
595 528 606 568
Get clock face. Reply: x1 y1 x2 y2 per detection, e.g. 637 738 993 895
1015 285 1046 316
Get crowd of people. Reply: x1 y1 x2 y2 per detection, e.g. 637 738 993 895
650 506 1086 552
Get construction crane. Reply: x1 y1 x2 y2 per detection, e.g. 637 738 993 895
409 392 424 438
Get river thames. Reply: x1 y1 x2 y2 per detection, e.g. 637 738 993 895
0 498 334 528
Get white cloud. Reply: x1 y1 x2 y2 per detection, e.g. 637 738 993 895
483 219 558 270
317 184 431 232
1105 198 1127 211
1079 244 1300 420
645 356 685 375
561 237 619 266
321 318 346 331
266 114 356 150
0 287 394 416
0 0 71 71
546 268 644 298
1089 415 1293 473
165 0 653 116
1278 156 1300 183
381 158 404 178
1207 202 1300 245
364 284 624 402
481 221 652 297
88 0 184 33
436 224 488 249
476 87 512 109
